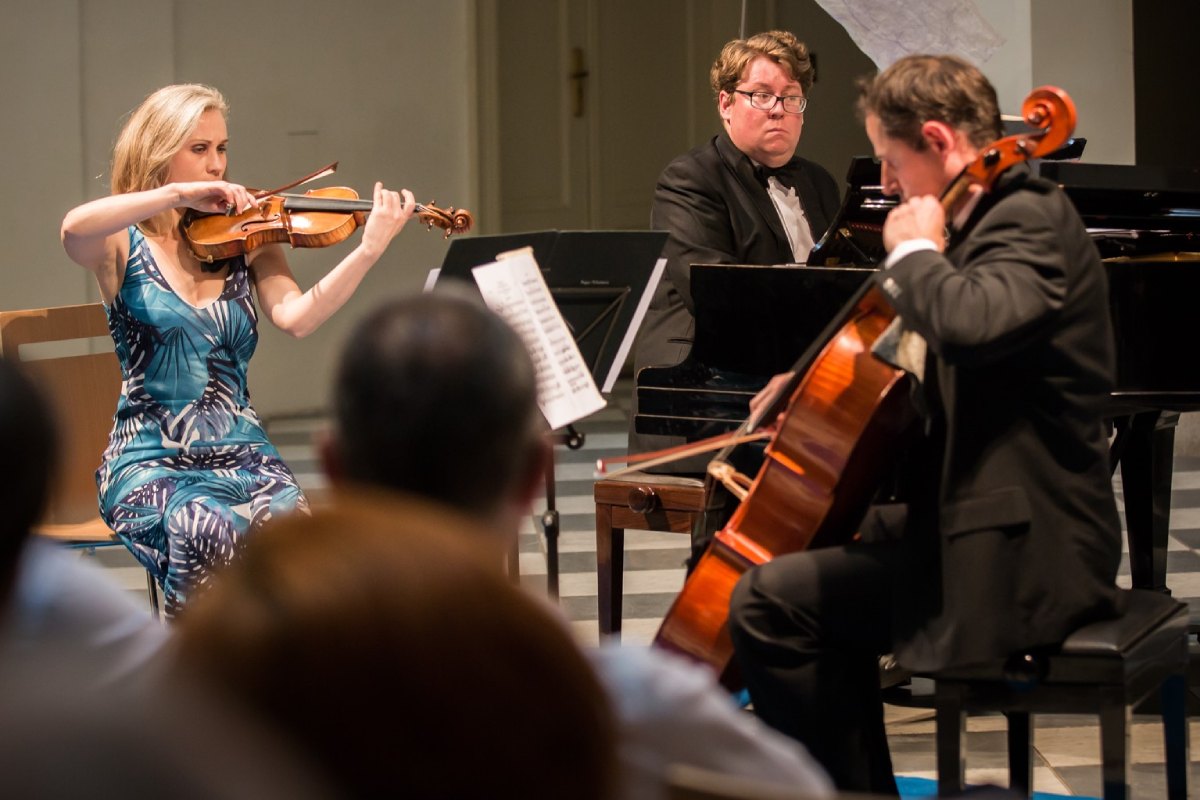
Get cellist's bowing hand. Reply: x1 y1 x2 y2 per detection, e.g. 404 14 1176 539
883 195 946 252
749 371 795 432
173 181 257 215
360 183 416 258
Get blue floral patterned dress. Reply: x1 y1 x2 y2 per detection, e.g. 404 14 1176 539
98 227 308 616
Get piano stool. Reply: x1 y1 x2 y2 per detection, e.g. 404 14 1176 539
594 472 706 638
931 589 1190 800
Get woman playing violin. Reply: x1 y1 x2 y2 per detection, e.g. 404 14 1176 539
60 84 415 616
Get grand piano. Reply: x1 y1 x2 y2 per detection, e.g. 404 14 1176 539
634 157 1200 601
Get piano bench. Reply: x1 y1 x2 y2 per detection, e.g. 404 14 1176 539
934 589 1190 800
594 472 706 639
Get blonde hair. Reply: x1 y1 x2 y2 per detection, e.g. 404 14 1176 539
110 84 228 236
710 30 815 97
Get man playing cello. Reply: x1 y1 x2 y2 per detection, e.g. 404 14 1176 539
726 55 1122 793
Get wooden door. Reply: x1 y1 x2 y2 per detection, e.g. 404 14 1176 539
479 0 773 233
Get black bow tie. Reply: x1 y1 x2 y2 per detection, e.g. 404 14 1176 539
754 162 794 189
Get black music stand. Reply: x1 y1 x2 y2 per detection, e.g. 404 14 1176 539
436 230 668 597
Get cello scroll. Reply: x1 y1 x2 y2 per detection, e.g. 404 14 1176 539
943 86 1077 213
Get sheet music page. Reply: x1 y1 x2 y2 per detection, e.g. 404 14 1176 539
472 248 606 429
601 256 666 394
422 268 441 292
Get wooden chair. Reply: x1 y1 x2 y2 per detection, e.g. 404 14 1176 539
594 471 706 637
0 303 159 616
933 588 1189 800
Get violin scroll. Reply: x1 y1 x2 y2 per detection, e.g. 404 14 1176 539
417 203 474 238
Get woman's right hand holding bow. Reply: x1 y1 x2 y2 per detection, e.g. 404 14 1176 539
171 181 257 215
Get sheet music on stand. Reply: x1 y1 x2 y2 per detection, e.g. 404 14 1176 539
471 247 606 430
432 229 668 396
433 229 668 600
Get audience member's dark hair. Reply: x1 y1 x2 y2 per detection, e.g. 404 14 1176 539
0 358 58 587
333 290 542 515
176 494 619 799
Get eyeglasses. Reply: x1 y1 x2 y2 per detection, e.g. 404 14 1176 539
734 90 807 114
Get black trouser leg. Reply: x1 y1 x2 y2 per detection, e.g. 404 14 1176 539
728 541 901 794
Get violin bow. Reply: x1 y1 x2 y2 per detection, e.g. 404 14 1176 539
249 162 339 201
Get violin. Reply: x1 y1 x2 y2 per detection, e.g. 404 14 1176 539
181 163 474 263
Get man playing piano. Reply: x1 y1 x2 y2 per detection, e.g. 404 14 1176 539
726 55 1123 793
630 30 841 468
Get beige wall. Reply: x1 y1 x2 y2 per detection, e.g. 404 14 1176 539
3 1 93 311
0 0 1138 417
976 0 1134 165
1029 0 1134 165
773 1 876 184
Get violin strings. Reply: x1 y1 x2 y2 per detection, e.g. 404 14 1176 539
275 193 440 217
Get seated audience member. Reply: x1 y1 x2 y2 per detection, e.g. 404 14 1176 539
319 290 834 800
174 497 619 800
0 656 336 799
0 358 166 687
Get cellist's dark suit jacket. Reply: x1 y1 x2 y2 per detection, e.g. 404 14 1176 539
880 166 1122 671
725 167 1123 793
629 132 840 466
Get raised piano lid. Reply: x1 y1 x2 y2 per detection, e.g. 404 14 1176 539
808 157 895 267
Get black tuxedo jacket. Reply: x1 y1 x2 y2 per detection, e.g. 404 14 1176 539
880 168 1122 671
629 132 840 462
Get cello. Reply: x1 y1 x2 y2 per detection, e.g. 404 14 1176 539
651 86 1079 686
